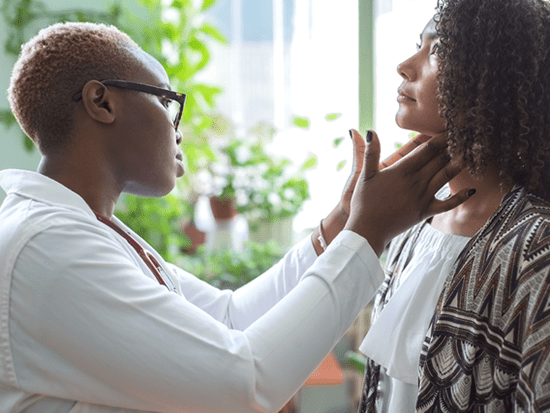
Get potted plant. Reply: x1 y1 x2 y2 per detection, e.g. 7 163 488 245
201 116 316 250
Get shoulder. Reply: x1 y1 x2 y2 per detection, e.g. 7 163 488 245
470 187 550 254
0 192 112 244
0 193 134 279
448 187 550 316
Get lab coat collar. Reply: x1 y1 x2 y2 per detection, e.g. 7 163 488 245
0 169 96 220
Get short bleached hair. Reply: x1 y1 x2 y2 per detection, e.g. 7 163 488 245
8 22 142 154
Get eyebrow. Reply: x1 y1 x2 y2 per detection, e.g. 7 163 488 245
417 32 439 49
420 23 438 39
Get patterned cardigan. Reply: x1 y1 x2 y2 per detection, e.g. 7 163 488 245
360 186 550 412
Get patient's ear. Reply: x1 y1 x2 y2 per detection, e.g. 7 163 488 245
80 80 116 124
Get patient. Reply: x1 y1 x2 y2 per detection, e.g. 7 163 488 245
359 0 550 411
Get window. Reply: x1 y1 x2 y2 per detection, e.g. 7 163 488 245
202 0 359 233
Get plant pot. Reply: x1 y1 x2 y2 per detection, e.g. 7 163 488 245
181 222 206 255
209 196 238 220
206 196 248 252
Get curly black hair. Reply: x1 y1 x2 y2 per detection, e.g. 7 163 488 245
435 0 550 200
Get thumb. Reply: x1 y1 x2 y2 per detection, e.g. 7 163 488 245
363 130 381 180
349 129 366 176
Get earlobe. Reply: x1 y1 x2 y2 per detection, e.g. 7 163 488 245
80 80 116 124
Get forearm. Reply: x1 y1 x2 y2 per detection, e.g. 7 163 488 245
244 230 384 411
227 234 318 330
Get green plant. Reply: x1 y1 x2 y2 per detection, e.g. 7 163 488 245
205 117 317 229
176 240 283 290
234 144 317 227
115 193 192 262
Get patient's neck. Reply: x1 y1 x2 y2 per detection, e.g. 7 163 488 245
430 162 512 237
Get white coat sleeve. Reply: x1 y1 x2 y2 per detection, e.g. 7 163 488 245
169 234 318 330
9 221 383 413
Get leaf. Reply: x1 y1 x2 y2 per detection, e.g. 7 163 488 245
292 116 310 129
301 155 317 171
23 133 34 152
336 160 347 171
0 110 17 127
346 351 366 375
201 0 217 11
325 112 342 121
199 23 228 44
333 136 344 147
188 37 211 72
194 84 224 106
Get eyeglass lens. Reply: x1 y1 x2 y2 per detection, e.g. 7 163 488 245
168 101 179 125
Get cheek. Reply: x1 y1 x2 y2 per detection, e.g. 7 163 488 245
416 75 445 129
420 74 440 114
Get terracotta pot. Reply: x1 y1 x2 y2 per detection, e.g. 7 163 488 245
209 196 238 220
181 222 206 254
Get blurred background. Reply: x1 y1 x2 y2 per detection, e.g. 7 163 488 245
0 0 439 411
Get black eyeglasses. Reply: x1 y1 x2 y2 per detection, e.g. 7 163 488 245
73 80 187 130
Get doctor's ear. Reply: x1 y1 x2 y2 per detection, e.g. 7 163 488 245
79 80 117 124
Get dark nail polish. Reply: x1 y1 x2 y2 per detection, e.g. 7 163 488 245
349 129 353 139
468 189 476 197
366 130 373 143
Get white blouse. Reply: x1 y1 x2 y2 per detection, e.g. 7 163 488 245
360 222 471 412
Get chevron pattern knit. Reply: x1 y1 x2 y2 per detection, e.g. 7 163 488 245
417 187 550 412
360 186 550 412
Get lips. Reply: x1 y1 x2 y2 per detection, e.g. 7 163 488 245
397 88 416 102
175 152 185 176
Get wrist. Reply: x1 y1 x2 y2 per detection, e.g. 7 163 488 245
324 205 348 241
343 216 386 257
311 205 349 255
311 227 325 255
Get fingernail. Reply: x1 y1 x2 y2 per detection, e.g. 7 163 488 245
366 130 373 143
468 189 476 197
349 129 353 139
